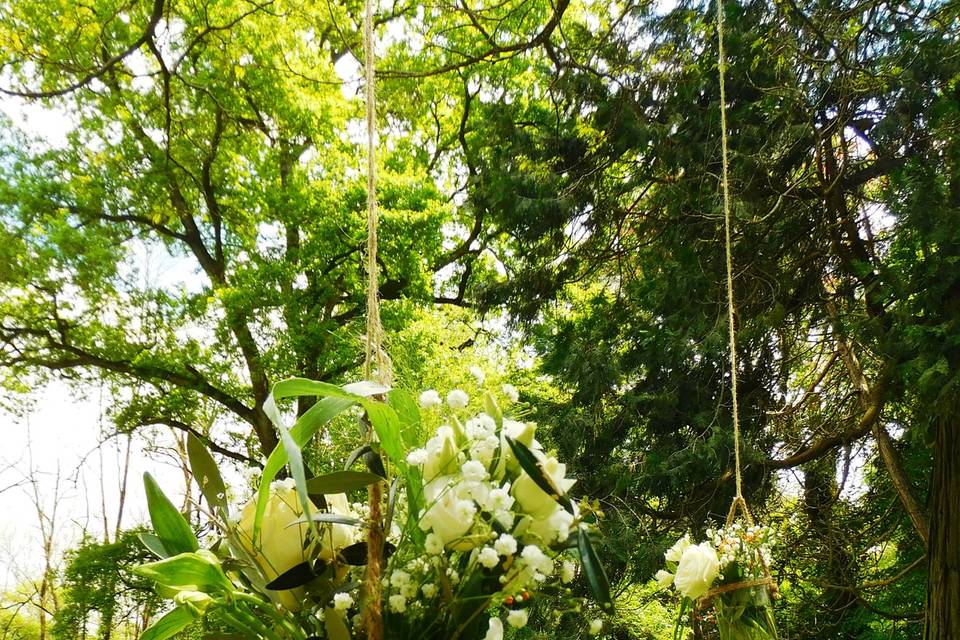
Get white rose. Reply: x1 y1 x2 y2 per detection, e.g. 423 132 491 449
673 542 720 600
512 452 575 518
655 569 674 588
664 535 692 562
419 476 481 550
494 420 538 477
236 487 355 611
483 617 504 640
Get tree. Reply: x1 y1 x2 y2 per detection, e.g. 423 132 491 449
0 0 528 461
398 0 956 635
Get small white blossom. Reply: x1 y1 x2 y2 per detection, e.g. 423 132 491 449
388 594 407 613
406 448 428 465
390 570 411 588
478 546 500 569
425 532 444 555
447 389 469 409
332 592 354 612
470 366 486 385
506 609 529 628
549 508 575 542
494 533 518 557
589 619 603 635
419 389 442 408
462 460 488 482
486 485 515 512
502 384 520 403
421 583 437 598
561 559 577 583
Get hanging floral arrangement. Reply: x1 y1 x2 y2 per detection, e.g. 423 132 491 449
133 378 613 640
658 522 778 640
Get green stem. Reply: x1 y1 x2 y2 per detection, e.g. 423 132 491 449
232 592 307 640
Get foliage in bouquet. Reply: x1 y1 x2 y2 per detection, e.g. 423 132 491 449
658 524 778 640
133 378 613 640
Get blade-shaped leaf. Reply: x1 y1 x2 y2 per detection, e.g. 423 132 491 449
577 528 614 612
187 433 228 516
306 470 383 494
140 606 196 640
287 513 361 528
143 473 199 555
138 532 170 559
388 388 422 448
263 394 313 540
134 552 233 593
338 541 397 566
505 438 574 513
343 380 391 396
364 401 403 462
252 395 356 543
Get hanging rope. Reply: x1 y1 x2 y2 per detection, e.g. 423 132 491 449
715 0 747 522
361 0 387 637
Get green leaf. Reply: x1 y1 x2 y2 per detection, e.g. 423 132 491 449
263 393 314 546
187 433 228 516
306 470 384 493
140 606 196 640
577 528 614 612
143 472 199 555
365 401 403 462
253 394 356 544
138 532 171 559
290 513 362 527
388 388 422 447
134 552 233 593
505 437 574 512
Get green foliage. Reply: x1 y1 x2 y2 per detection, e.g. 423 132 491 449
52 528 163 640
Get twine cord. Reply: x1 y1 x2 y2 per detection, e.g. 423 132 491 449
361 0 387 638
716 0 742 502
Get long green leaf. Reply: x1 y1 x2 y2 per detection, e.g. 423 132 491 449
134 552 234 593
140 606 196 640
138 532 170 559
187 433 228 516
388 388 422 448
263 393 313 546
143 473 198 555
306 470 383 494
252 395 356 543
365 401 403 462
578 528 614 612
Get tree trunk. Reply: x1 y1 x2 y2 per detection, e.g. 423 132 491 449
804 452 862 635
925 397 960 639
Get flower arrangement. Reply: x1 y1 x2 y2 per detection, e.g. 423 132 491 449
133 378 612 640
658 523 778 640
